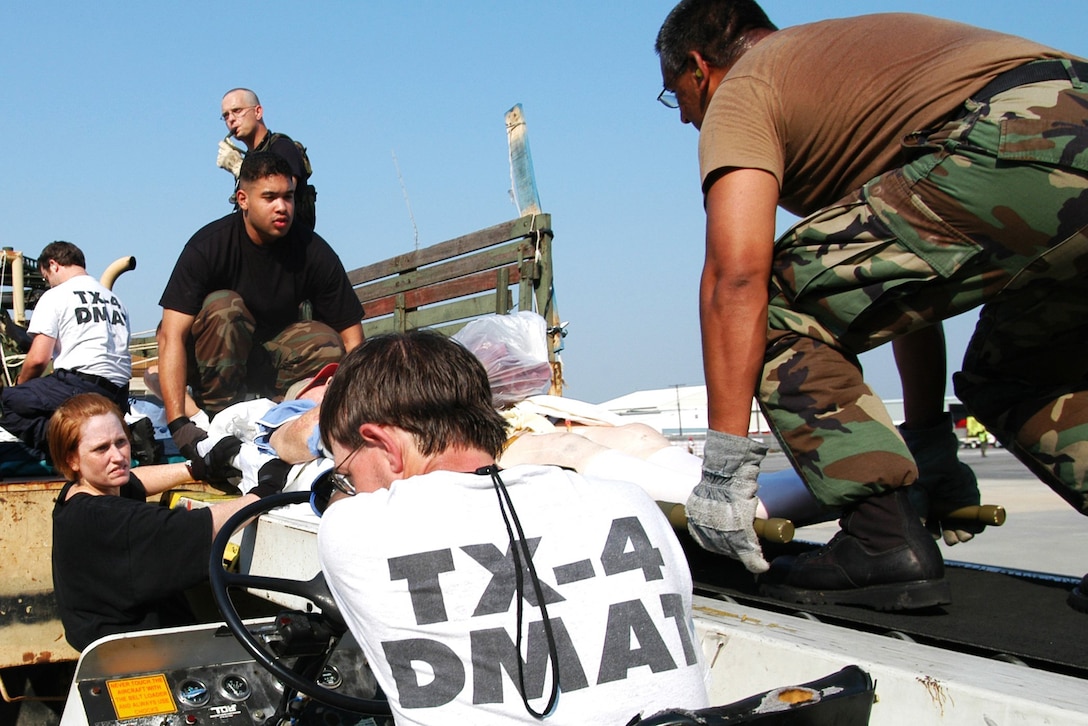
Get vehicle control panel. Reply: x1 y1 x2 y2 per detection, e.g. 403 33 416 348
66 621 381 726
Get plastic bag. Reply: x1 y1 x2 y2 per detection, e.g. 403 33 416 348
453 312 553 408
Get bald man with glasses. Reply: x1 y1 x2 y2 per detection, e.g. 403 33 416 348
218 87 316 230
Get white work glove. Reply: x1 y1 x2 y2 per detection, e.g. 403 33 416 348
685 430 770 573
900 414 983 545
216 138 244 178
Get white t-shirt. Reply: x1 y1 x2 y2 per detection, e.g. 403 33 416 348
318 464 708 726
28 274 131 385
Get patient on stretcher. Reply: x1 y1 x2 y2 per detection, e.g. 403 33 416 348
145 363 826 529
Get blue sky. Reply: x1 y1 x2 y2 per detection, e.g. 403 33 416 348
2 1 1083 403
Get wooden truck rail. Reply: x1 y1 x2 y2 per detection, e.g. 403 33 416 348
350 212 563 393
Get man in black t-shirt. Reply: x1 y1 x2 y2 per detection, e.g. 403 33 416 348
158 152 363 458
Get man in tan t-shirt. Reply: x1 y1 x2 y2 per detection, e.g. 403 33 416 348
655 0 1088 612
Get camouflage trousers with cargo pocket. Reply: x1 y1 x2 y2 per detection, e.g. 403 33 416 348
760 69 1088 514
189 290 345 415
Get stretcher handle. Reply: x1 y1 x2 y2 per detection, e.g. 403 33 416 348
657 502 795 544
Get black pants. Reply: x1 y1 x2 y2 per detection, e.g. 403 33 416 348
1 369 129 459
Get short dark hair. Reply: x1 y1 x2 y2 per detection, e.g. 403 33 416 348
656 0 777 78
48 393 130 481
37 241 85 271
320 330 509 458
239 151 294 186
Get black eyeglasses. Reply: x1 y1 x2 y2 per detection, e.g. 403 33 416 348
657 61 690 109
309 445 361 517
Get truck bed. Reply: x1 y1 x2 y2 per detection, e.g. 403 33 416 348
683 535 1087 680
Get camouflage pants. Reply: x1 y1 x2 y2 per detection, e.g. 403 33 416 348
189 290 344 415
761 73 1088 512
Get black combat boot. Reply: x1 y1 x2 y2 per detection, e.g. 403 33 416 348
900 414 985 544
758 488 950 611
1069 574 1088 613
129 416 164 467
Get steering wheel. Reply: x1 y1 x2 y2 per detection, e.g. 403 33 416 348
209 490 392 715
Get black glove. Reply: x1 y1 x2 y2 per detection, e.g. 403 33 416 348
251 458 291 498
169 416 209 461
186 436 242 493
900 414 983 545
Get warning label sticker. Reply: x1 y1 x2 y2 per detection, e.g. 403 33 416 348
106 674 176 719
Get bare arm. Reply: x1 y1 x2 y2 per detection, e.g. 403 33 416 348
157 309 197 423
17 333 55 383
701 169 779 435
143 474 267 541
268 405 322 464
893 324 948 429
338 322 364 353
143 365 202 418
208 494 262 540
133 462 197 496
